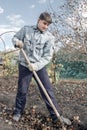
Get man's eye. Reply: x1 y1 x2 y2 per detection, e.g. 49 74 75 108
43 22 48 26
43 22 46 24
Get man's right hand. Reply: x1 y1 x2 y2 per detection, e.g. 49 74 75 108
14 40 23 48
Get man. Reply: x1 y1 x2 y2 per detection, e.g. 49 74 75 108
12 12 71 125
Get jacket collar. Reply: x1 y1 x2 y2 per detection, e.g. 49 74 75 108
33 25 47 34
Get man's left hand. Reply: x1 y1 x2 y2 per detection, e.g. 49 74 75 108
28 63 36 71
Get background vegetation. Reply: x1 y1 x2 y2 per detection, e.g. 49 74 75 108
0 0 87 82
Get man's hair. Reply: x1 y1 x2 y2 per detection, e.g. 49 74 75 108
39 12 52 24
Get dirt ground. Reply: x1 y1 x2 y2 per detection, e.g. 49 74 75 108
0 76 87 130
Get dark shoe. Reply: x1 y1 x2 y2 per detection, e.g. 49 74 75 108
13 114 21 121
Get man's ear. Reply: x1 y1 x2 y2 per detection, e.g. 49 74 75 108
37 18 41 23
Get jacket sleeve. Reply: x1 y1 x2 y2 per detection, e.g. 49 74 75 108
34 35 55 71
12 26 25 46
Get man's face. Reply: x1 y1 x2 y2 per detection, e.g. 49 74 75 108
37 19 50 32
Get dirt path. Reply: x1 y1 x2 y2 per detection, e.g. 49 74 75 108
0 77 87 130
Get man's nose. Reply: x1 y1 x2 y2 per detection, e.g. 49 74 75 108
45 24 48 29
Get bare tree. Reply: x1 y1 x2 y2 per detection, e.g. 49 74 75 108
49 0 87 61
47 0 87 82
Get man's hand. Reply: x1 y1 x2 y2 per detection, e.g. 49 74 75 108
14 40 23 48
28 63 36 71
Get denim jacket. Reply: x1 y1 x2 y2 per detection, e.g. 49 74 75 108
12 25 55 71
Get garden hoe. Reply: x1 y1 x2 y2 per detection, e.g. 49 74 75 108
20 48 66 130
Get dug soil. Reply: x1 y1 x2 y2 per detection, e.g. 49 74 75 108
0 76 87 130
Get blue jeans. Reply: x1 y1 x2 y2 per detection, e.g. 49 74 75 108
14 64 60 121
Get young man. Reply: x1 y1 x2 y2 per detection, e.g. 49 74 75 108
12 12 71 125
